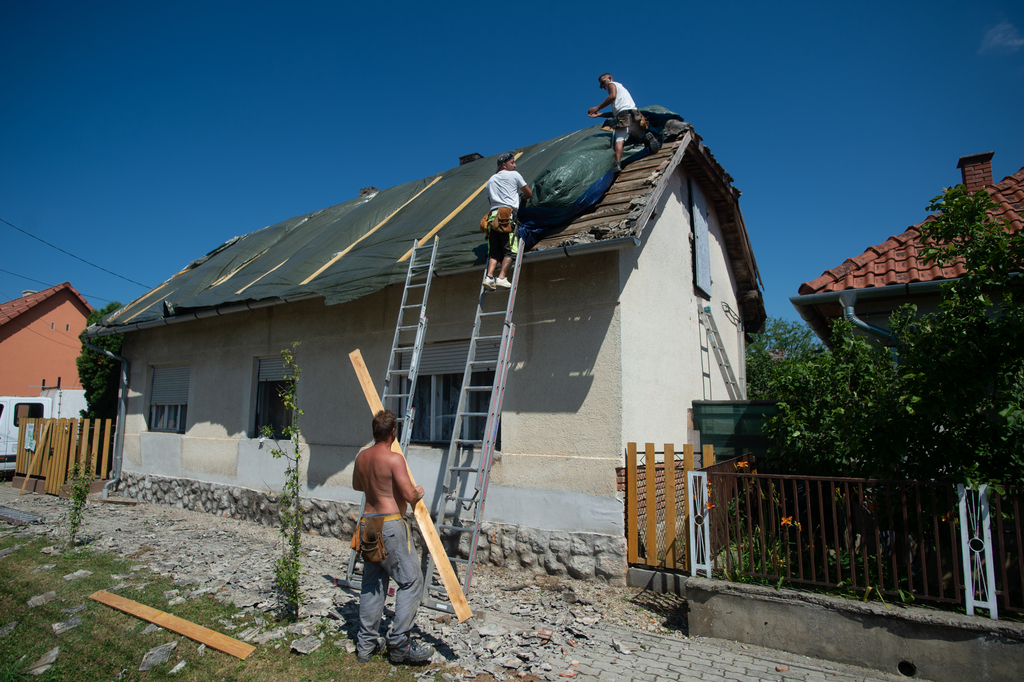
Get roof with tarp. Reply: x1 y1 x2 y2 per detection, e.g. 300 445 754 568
95 108 764 333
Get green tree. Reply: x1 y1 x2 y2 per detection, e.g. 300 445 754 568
745 316 823 400
76 302 123 419
764 185 1024 485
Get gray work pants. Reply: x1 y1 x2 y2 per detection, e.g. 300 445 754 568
357 518 422 657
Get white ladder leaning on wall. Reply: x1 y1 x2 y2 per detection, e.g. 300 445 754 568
340 237 440 590
420 244 524 615
698 304 743 400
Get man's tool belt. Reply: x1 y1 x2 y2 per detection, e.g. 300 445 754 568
614 110 649 131
350 513 400 563
480 206 515 234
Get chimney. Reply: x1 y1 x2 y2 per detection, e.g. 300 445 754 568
956 152 994 193
358 186 380 198
459 153 483 166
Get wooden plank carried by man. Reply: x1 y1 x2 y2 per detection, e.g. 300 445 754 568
348 349 473 622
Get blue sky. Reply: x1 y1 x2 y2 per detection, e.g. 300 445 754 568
2 1 1023 324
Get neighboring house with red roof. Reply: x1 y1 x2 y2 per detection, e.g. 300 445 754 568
791 152 1024 344
0 283 93 395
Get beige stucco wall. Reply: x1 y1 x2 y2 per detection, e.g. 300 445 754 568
618 168 747 454
119 252 627 534
118 176 751 535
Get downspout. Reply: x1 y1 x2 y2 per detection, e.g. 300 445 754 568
837 291 895 345
85 342 128 498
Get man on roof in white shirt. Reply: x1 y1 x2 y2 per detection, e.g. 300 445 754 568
587 73 661 174
481 152 532 291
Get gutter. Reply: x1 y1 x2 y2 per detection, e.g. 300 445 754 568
84 236 643 337
84 343 129 498
789 280 951 344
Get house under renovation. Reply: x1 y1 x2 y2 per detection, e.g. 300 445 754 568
88 110 764 584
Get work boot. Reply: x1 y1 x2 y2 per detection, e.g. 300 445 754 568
495 277 512 289
389 640 434 665
612 162 622 174
482 275 497 291
356 638 384 663
645 132 661 155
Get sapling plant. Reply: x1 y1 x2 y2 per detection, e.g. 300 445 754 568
65 447 93 549
260 342 305 620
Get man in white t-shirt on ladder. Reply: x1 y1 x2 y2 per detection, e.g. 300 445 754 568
587 73 661 174
481 152 532 291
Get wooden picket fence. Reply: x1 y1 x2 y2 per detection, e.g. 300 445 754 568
622 442 715 572
14 418 115 495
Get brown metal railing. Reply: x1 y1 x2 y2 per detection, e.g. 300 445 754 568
705 470 1024 614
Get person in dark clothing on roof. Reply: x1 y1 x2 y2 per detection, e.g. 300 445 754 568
482 152 532 291
588 73 660 174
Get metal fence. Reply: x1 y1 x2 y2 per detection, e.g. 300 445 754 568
703 468 1023 616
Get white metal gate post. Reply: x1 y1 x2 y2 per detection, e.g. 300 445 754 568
688 471 711 578
957 484 999 620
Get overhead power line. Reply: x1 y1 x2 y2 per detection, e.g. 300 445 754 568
0 267 113 304
0 216 151 289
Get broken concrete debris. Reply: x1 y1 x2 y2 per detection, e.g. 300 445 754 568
27 591 58 608
63 569 92 581
52 615 82 635
290 635 322 655
24 646 59 676
139 641 177 672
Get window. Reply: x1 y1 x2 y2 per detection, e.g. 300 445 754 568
14 402 45 427
65 324 70 332
398 340 500 444
255 357 291 438
149 365 190 433
50 322 54 330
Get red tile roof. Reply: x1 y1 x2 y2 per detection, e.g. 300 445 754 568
799 166 1024 295
0 282 92 326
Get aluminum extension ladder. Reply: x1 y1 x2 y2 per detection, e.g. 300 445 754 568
340 237 439 590
420 246 524 615
698 305 741 400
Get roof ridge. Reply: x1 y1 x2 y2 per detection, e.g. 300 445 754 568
0 282 92 326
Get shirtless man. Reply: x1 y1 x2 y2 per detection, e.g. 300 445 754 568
352 409 433 665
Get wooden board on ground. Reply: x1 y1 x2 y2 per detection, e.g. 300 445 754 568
348 349 473 622
89 590 255 659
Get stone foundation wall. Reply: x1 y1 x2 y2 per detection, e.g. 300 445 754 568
112 472 627 585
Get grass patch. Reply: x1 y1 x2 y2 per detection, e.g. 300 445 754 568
0 531 437 680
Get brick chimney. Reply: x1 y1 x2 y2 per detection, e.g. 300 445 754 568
956 152 994 193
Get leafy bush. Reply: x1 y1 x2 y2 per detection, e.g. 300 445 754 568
764 185 1024 485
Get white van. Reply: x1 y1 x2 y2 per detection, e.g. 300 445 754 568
0 397 52 473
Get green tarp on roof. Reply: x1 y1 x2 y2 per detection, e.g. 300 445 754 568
102 108 681 329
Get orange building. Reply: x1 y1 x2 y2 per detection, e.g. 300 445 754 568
0 283 93 396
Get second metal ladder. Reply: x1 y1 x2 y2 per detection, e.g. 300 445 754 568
698 304 742 400
420 246 524 614
341 237 439 590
